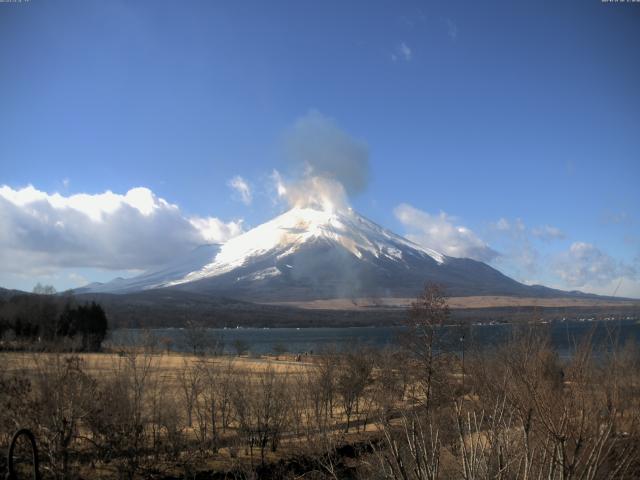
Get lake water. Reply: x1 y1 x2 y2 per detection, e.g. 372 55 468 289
109 318 640 358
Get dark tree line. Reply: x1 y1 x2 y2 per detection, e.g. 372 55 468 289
57 302 108 350
0 288 108 351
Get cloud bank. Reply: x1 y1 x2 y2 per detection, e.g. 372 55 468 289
0 185 242 275
396 209 638 297
394 203 498 261
553 242 636 289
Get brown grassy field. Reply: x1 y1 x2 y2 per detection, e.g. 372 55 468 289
1 351 314 376
265 295 640 310
0 349 387 478
1 319 639 479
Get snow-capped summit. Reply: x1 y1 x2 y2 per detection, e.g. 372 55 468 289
80 206 560 301
167 206 445 287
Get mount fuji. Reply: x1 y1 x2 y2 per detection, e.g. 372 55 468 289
79 206 587 303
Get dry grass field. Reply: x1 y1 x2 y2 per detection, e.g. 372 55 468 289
266 295 640 310
1 304 639 479
1 351 314 377
0 349 391 478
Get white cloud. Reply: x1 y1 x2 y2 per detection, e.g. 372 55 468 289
445 19 458 40
392 42 412 62
495 218 510 231
395 207 637 299
271 170 287 199
492 217 525 234
227 175 252 205
601 211 632 226
189 216 244 243
486 217 639 297
399 42 412 60
394 203 497 261
553 242 636 290
586 277 640 298
488 217 540 275
531 225 565 241
0 184 164 221
67 272 88 287
0 185 243 275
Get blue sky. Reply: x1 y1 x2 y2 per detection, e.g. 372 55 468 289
1 0 639 296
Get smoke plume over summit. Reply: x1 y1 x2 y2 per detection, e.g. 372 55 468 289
274 111 369 213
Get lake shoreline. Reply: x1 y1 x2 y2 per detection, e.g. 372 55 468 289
108 317 640 357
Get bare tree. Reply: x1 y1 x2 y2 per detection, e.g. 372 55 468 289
182 320 224 356
232 338 250 356
31 354 96 479
231 366 291 465
313 346 340 424
86 351 156 480
373 347 409 423
336 348 373 432
376 411 441 480
404 283 450 412
177 359 201 428
193 358 236 452
272 343 287 360
463 326 640 480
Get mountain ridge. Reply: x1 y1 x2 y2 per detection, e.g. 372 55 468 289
76 206 619 302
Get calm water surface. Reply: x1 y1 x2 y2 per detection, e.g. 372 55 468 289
109 318 640 358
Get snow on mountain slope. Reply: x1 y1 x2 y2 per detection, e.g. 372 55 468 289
80 207 445 295
166 207 445 287
80 206 566 301
76 244 221 294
